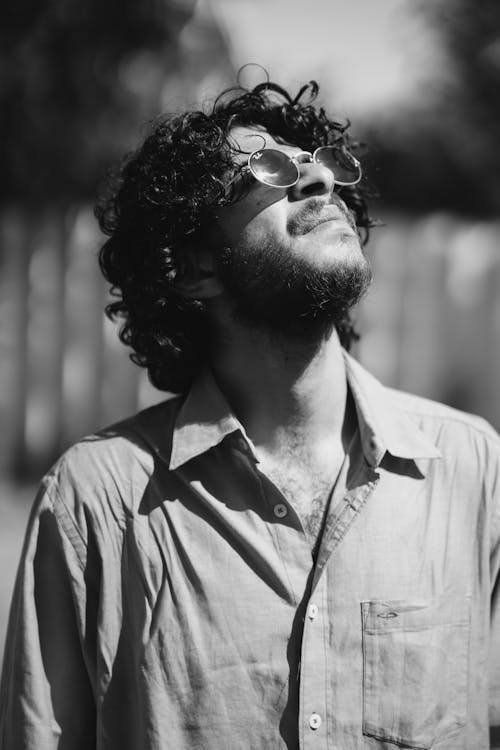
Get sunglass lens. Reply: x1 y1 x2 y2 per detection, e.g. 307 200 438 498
249 149 298 188
314 147 361 185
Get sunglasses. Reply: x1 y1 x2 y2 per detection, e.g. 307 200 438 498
232 145 362 190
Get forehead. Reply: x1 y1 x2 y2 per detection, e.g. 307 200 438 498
228 125 301 166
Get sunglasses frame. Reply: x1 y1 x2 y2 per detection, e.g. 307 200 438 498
246 145 362 189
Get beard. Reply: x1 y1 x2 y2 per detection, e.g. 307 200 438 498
217 232 372 342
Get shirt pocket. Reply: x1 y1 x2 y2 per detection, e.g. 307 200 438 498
361 595 470 749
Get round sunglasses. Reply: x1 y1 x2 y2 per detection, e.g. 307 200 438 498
232 145 362 190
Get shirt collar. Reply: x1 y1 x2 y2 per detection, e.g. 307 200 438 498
169 353 442 470
169 368 257 470
343 352 442 466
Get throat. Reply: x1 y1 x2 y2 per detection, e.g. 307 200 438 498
258 442 346 552
209 322 349 449
254 388 357 552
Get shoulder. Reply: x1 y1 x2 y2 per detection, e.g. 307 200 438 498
346 352 500 467
42 395 184 524
388 386 493 429
388 387 498 439
388 386 500 476
382 388 500 546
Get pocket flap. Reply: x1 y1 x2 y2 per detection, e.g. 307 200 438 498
361 595 471 633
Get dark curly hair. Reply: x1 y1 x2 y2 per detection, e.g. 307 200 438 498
96 76 376 393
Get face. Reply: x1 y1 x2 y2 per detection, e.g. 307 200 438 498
212 125 372 339
218 126 363 261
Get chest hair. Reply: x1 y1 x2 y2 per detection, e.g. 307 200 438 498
259 449 344 548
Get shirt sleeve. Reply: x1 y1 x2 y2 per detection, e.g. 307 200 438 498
0 477 96 750
492 545 500 748
489 433 500 748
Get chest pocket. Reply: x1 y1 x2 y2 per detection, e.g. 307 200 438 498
361 595 470 749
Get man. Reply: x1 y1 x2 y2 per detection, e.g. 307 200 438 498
1 76 499 749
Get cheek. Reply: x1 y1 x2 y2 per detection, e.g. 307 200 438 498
217 210 248 245
218 196 287 246
237 216 277 248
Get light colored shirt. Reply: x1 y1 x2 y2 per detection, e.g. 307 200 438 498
1 353 499 750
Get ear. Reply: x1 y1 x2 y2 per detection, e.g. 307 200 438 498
174 248 224 299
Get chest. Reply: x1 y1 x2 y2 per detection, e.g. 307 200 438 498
258 452 344 547
104 457 483 750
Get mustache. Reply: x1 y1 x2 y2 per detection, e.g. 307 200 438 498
287 197 356 236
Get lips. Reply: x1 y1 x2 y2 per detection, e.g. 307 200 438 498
301 207 353 234
312 211 345 228
288 200 356 236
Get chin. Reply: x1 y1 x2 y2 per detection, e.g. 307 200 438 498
307 234 364 267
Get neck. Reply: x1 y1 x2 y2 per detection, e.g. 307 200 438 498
209 320 349 453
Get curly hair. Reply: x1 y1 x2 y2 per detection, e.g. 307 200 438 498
96 77 376 393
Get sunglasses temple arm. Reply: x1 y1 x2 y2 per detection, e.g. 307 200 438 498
223 165 251 192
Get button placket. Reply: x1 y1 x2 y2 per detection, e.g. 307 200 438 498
300 582 328 748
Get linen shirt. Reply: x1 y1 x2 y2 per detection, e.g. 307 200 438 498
1 353 500 750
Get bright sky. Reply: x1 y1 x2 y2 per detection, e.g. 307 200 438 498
208 0 450 121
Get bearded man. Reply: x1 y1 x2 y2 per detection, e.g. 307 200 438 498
1 77 499 750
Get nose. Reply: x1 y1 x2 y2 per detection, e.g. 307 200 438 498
289 162 335 200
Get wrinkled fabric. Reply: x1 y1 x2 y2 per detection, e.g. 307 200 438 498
1 352 499 750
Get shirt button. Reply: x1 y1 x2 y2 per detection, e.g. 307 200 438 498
308 603 318 620
309 712 322 730
236 436 248 452
273 503 288 519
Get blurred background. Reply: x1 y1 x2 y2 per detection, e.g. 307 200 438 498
1 0 500 657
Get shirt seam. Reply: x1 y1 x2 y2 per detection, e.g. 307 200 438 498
316 458 376 568
254 469 301 606
492 485 500 547
329 477 380 555
299 611 306 750
401 409 500 441
322 582 331 750
51 482 88 571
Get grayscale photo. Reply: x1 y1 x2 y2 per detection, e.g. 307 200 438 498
0 1 499 748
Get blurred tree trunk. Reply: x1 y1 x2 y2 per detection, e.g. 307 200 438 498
9 212 31 479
